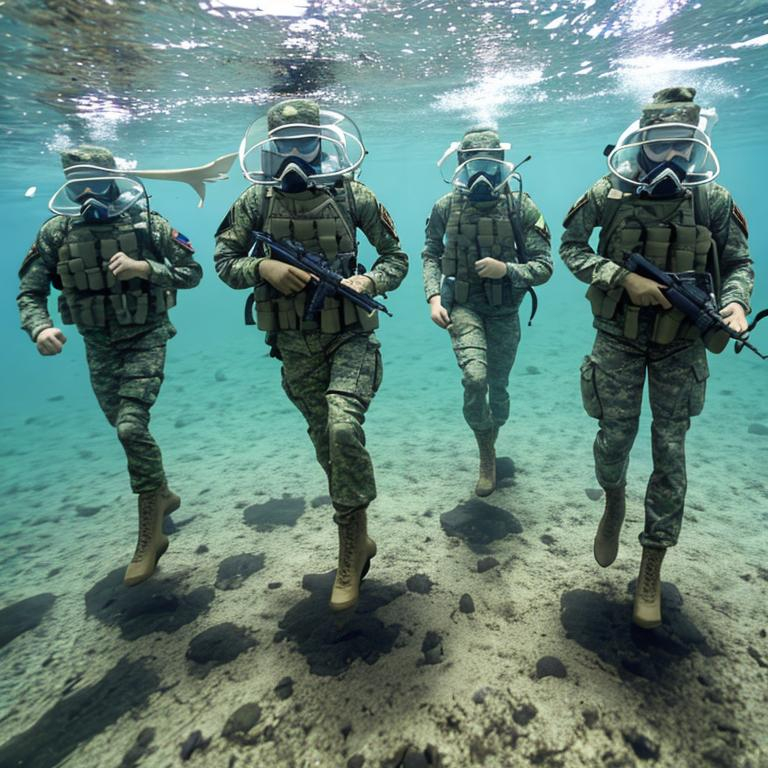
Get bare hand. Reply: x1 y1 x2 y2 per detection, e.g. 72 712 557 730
340 275 375 295
108 251 150 281
719 302 748 334
622 273 672 309
259 259 313 295
475 258 507 279
428 295 451 329
36 327 67 356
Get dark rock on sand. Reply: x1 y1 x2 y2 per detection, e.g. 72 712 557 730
747 423 768 435
244 495 306 530
421 631 443 665
623 730 660 760
383 744 442 768
186 623 257 674
276 570 404 676
459 594 475 614
0 658 159 768
120 727 156 768
536 656 567 679
180 730 210 761
513 703 537 725
275 676 294 699
347 756 366 768
0 593 56 649
215 553 265 590
85 568 214 641
477 557 500 573
222 703 262 744
441 499 522 552
406 574 433 594
75 505 103 517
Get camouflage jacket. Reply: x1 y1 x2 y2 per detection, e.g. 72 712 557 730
421 189 553 302
17 209 202 343
213 181 408 295
560 175 754 313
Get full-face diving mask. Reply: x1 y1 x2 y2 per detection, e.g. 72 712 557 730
239 108 366 192
438 141 517 202
49 165 149 221
607 116 719 198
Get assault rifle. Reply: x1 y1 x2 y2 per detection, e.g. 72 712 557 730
624 251 767 360
247 231 392 324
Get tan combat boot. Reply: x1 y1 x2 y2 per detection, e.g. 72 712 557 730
474 429 496 497
124 485 181 587
593 486 626 567
329 506 377 612
632 546 666 629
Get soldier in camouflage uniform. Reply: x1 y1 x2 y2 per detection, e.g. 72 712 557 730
17 145 202 587
560 88 754 627
422 127 552 495
214 99 408 612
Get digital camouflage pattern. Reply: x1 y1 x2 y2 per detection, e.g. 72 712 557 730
561 169 754 548
60 144 116 170
214 181 407 522
459 127 502 151
267 99 320 130
17 207 202 493
422 191 552 432
639 86 700 128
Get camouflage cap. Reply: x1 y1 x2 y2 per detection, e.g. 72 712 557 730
639 87 701 127
460 127 501 151
60 145 116 170
267 99 321 131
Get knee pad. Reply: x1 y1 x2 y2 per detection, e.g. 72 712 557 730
329 419 360 449
116 412 147 445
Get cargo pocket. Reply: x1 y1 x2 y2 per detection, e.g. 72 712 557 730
687 356 709 417
579 355 603 419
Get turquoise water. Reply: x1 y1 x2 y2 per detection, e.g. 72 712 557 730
1 3 767 767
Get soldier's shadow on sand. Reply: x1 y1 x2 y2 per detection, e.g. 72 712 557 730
275 571 407 677
561 583 718 683
439 458 523 554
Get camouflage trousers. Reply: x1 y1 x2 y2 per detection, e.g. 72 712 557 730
448 302 521 433
83 325 169 494
276 329 383 524
579 325 709 549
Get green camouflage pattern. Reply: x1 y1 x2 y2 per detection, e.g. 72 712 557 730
580 325 708 548
459 127 501 151
277 329 382 523
267 99 320 130
84 324 171 493
422 190 552 433
214 181 407 518
561 174 754 549
60 145 116 169
639 86 700 127
17 207 201 494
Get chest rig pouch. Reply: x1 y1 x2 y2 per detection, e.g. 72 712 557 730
253 181 379 334
592 187 717 346
441 190 520 306
55 212 176 328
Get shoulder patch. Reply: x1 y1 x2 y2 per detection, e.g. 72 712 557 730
563 193 588 227
731 203 748 237
215 207 235 238
534 214 551 242
18 244 40 278
379 203 399 240
171 229 195 253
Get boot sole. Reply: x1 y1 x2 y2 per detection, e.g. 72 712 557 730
632 613 662 630
123 537 169 588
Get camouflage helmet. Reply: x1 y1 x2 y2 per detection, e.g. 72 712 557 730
639 87 701 127
60 145 116 170
459 126 502 151
267 99 321 131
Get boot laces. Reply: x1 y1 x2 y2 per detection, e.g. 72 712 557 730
640 550 661 600
337 520 358 586
132 494 155 561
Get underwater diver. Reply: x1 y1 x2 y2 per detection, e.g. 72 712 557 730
17 145 202 587
214 99 408 612
560 88 754 628
422 127 553 496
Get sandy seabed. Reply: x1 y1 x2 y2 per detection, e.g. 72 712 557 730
0 321 766 768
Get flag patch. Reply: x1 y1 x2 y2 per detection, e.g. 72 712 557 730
172 229 195 252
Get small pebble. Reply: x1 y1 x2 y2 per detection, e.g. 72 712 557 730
459 594 475 614
275 676 294 699
477 557 499 573
535 655 567 679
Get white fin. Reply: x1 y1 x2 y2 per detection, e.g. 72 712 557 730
130 152 238 207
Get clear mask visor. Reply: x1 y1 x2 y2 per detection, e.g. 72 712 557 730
49 165 148 217
444 155 517 195
239 110 366 186
607 123 720 188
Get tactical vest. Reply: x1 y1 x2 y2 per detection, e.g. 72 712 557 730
589 185 725 349
441 190 521 307
253 181 378 334
55 211 176 328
